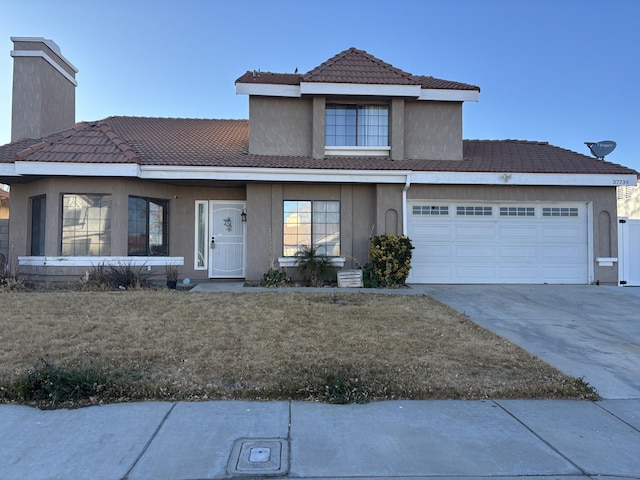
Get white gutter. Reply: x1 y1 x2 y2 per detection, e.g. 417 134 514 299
402 174 411 236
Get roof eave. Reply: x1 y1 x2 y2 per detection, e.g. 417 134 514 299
236 81 478 101
6 161 635 188
419 89 479 102
236 82 300 97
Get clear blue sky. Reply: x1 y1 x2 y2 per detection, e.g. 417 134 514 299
2 0 639 171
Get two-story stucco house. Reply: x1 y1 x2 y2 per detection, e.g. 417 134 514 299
0 38 637 285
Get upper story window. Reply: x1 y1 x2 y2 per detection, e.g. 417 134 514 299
326 104 389 147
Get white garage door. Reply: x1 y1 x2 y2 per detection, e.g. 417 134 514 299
407 202 589 284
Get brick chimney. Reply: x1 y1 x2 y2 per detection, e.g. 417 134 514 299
10 37 78 142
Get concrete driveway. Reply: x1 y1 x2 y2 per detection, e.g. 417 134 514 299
413 284 640 399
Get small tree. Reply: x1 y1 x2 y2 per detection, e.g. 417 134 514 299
365 234 414 288
294 245 336 287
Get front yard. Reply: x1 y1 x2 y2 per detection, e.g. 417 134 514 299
0 290 598 408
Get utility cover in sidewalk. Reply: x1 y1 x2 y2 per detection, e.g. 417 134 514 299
227 438 288 476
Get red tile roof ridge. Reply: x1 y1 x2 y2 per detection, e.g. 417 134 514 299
95 119 140 161
235 71 302 85
15 123 93 159
302 47 418 84
102 115 247 122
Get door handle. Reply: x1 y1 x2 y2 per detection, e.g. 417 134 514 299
211 236 215 249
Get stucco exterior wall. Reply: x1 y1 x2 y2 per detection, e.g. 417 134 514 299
408 184 620 284
247 96 465 162
248 97 313 156
404 101 463 160
11 56 75 142
375 184 404 236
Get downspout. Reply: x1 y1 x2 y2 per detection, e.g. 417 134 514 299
402 173 411 236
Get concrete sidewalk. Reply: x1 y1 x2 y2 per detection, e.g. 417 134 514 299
1 399 639 480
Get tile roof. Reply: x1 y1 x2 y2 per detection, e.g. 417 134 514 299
236 47 480 91
0 116 636 177
302 47 417 85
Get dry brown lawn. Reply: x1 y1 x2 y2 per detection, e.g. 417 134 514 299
0 290 598 407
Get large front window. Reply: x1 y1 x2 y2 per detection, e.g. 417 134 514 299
128 196 169 256
283 200 340 256
325 104 388 146
61 194 112 255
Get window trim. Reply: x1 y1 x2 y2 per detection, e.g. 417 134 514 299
194 200 208 270
278 256 346 268
324 145 391 157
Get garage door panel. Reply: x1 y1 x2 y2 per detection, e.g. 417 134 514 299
541 266 586 283
455 245 494 259
408 202 588 284
498 266 539 280
411 266 452 283
455 224 495 238
415 244 452 259
541 245 586 259
455 265 498 281
498 245 538 259
412 224 452 238
497 224 538 238
541 225 583 240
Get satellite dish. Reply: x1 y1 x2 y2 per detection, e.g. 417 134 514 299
585 140 616 160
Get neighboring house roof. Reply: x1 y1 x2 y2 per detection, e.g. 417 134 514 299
236 47 480 92
0 116 636 176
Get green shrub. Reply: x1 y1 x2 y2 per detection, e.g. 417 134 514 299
260 267 290 287
294 245 336 287
366 234 414 288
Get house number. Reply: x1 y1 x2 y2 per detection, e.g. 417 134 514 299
613 179 631 185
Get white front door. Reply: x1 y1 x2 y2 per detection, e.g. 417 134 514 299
209 201 246 278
